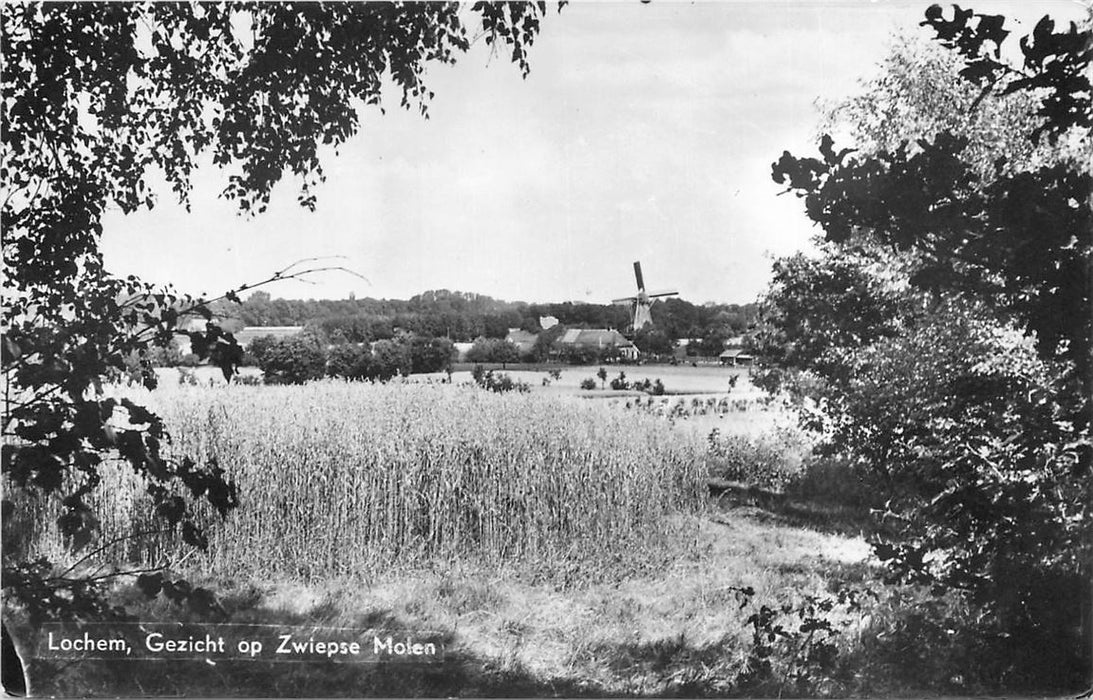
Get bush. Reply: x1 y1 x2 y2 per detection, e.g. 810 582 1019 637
258 335 327 385
465 337 519 365
782 457 880 509
245 334 279 367
409 335 455 374
557 344 602 365
472 366 529 393
706 426 808 490
609 372 629 390
370 339 411 381
629 377 667 395
327 343 372 381
579 378 597 390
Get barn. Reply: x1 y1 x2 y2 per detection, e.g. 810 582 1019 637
557 329 639 361
719 348 754 366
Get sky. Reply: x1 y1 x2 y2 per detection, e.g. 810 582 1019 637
98 0 1088 306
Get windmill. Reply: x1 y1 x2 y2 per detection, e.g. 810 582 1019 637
612 261 678 334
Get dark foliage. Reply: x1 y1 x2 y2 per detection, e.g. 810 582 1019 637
408 335 455 374
326 344 373 382
257 335 327 385
465 337 520 365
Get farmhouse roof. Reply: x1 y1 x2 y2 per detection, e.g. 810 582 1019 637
560 328 635 349
506 329 538 344
719 348 752 358
234 326 305 347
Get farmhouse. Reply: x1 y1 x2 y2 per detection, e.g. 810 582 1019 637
718 335 754 365
557 329 639 361
505 328 539 356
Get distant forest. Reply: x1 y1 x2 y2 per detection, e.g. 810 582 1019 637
219 289 759 344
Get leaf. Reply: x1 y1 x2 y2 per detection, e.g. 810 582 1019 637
181 520 209 550
136 572 164 598
57 503 100 554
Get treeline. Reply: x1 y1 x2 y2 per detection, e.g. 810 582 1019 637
229 289 758 342
248 332 456 384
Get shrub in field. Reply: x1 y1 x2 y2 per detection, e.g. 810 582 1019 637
17 383 706 582
630 377 666 395
369 339 412 380
257 334 327 384
609 372 629 390
579 378 597 390
327 343 372 380
409 335 455 374
471 366 529 393
706 426 808 490
244 334 279 368
465 337 520 365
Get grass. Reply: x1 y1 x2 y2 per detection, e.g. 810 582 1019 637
18 504 881 697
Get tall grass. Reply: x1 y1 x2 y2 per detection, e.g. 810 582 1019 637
15 381 706 581
705 424 811 490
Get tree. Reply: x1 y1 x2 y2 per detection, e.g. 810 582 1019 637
326 344 372 382
369 339 412 381
465 337 521 366
2 2 556 625
815 31 1074 178
762 5 1091 687
257 335 327 385
409 335 455 374
695 330 729 358
530 323 566 362
244 334 280 368
633 326 674 357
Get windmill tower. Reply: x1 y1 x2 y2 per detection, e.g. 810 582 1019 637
612 261 678 334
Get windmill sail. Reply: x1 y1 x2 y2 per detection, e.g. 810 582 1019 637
612 261 678 333
633 261 646 292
